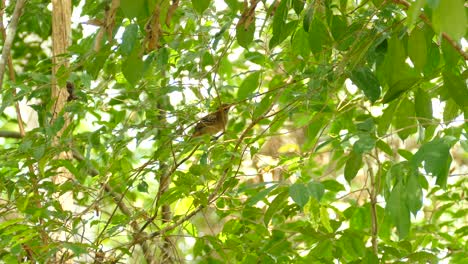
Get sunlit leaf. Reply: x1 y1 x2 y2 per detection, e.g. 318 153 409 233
192 0 210 14
237 71 260 99
236 19 255 48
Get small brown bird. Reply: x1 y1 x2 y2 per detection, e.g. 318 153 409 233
192 103 232 138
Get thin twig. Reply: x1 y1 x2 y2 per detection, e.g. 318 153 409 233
367 159 379 255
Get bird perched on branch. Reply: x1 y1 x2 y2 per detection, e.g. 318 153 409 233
191 103 232 138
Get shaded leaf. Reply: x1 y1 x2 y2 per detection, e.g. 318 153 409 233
121 24 139 56
378 101 398 136
264 190 289 226
411 138 453 187
406 172 422 215
383 78 419 104
344 151 363 183
394 98 417 140
386 182 411 239
350 66 381 103
353 136 376 154
415 88 433 127
307 182 325 201
443 71 468 108
289 183 309 208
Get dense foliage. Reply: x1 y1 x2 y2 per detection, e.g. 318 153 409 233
0 0 467 263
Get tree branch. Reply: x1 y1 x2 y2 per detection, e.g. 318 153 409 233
0 0 27 90
0 130 22 138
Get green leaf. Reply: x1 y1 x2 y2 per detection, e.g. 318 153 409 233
394 98 417 140
350 66 381 103
382 78 419 104
122 52 144 85
289 183 309 208
320 206 333 233
121 0 146 18
357 119 375 133
121 24 139 56
302 115 326 151
308 18 329 55
386 181 411 239
350 205 371 231
293 112 314 127
0 87 14 113
415 88 433 128
236 19 255 48
253 94 272 119
376 140 393 156
264 190 288 226
382 35 408 86
244 51 265 65
237 71 260 99
307 182 324 201
272 0 288 36
50 115 65 134
443 71 468 108
406 0 426 26
246 185 277 206
408 26 427 73
224 0 240 11
423 41 441 76
303 6 314 32
310 240 334 260
291 28 310 58
292 0 304 15
443 98 460 123
269 20 298 49
398 149 413 161
192 0 210 14
330 15 348 42
378 101 398 136
137 180 149 193
441 38 460 67
353 136 376 154
63 242 88 256
344 151 363 183
406 172 422 215
432 0 466 41
406 251 438 263
322 180 345 192
411 138 453 187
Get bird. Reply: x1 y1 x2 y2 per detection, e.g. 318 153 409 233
191 103 232 138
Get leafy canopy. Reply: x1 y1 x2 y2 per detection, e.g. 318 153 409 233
0 0 467 263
